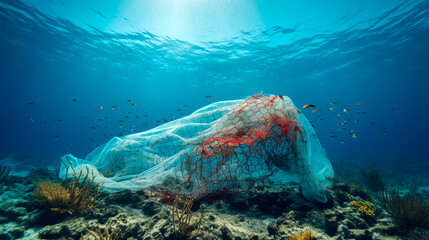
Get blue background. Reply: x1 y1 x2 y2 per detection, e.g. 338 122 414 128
0 0 428 170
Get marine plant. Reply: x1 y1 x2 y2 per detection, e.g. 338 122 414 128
360 167 385 192
348 182 371 200
171 195 204 239
0 165 10 192
288 229 317 240
33 163 100 214
349 200 375 216
85 225 121 240
377 188 429 232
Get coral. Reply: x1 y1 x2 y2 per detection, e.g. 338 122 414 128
349 200 375 216
28 167 55 181
377 188 429 232
288 229 317 240
33 164 100 214
360 168 385 192
171 196 204 239
349 182 371 200
0 165 10 192
84 225 121 240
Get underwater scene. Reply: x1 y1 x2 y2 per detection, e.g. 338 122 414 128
1 0 429 239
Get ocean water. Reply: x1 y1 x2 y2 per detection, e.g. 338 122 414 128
1 0 428 171
1 0 429 239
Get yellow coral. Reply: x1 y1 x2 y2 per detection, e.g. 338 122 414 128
288 229 317 240
33 165 100 214
349 200 375 216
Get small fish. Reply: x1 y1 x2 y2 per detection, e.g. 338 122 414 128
176 109 182 111
314 115 321 118
337 113 343 116
354 120 360 123
296 110 302 113
330 102 337 105
356 103 365 106
329 107 335 111
93 118 103 121
351 133 357 138
340 140 345 144
99 106 103 110
28 117 35 122
335 118 340 121
94 110 100 112
111 107 116 111
131 103 137 106
338 127 347 131
279 95 284 100
66 144 73 149
350 129 356 133
339 122 348 126
312 110 320 113
206 95 214 98
357 112 366 115
303 104 316 108
72 99 77 102
128 100 134 103
54 136 61 140
343 109 350 113
183 104 188 107
377 127 388 135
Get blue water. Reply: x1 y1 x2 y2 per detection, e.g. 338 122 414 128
0 0 428 171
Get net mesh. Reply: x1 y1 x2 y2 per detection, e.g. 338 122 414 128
60 94 334 203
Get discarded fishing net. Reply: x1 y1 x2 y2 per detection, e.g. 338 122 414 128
60 94 334 203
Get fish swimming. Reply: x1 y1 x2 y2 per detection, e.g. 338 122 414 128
303 104 316 108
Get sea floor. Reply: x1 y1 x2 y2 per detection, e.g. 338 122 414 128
0 166 428 240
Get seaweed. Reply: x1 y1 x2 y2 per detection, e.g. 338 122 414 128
85 225 121 240
377 188 429 232
0 164 10 192
33 162 100 214
360 167 385 192
288 229 317 240
171 196 204 239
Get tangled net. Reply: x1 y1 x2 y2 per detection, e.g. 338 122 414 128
60 94 334 203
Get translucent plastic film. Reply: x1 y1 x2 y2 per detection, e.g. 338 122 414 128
60 94 334 202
